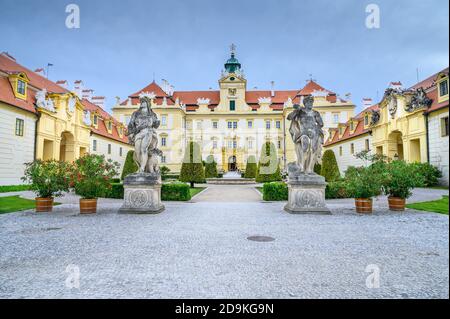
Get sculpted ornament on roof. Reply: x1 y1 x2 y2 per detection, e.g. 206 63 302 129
383 88 399 118
83 110 92 126
197 98 210 105
404 87 432 112
258 97 272 104
139 91 156 100
35 89 56 112
370 109 381 126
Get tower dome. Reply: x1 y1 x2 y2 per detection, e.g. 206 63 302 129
224 44 241 74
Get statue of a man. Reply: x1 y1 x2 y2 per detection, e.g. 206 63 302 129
126 95 161 174
287 95 324 174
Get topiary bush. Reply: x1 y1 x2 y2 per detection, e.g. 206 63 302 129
204 155 218 178
314 163 322 175
409 162 443 187
256 142 282 183
161 182 191 201
179 142 205 187
244 155 257 178
121 150 138 180
262 182 288 201
321 150 340 182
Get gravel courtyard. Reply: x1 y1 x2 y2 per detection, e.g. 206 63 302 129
0 187 448 299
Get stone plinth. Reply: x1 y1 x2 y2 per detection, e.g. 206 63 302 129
119 173 165 214
284 163 330 214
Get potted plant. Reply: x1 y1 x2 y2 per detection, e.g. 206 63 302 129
384 160 424 211
346 165 384 214
22 160 70 212
72 154 119 214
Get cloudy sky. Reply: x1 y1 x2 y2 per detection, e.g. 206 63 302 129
0 0 448 113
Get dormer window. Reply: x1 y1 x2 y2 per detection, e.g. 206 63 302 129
93 115 98 125
107 121 112 132
17 80 26 95
364 114 369 126
439 80 448 97
350 121 354 131
9 72 29 100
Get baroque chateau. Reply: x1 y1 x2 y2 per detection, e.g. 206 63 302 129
0 49 448 185
112 48 356 173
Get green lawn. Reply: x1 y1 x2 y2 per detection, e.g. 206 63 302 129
0 196 61 214
406 196 449 215
190 187 206 197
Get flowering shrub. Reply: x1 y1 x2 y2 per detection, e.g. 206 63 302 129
21 160 70 198
383 160 424 199
72 154 119 199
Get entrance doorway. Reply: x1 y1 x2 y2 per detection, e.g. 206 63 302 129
228 155 237 171
387 131 404 160
60 132 75 162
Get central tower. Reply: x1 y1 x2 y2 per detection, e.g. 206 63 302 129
218 44 247 112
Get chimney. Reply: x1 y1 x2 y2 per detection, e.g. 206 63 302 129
34 68 46 77
161 79 168 95
91 96 106 109
270 81 275 97
389 81 403 90
56 80 68 89
82 89 94 101
74 80 84 98
362 98 373 109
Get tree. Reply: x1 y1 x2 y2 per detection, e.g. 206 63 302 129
255 142 282 183
179 141 205 187
321 150 340 182
121 150 138 180
204 155 218 178
244 155 257 178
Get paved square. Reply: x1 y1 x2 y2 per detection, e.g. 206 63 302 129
0 187 448 299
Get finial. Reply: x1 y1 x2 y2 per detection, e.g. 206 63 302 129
230 43 236 56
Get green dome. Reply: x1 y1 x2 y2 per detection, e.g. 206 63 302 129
224 53 241 73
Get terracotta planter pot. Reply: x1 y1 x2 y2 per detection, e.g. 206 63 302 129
79 198 97 214
355 198 373 214
388 196 406 211
35 197 54 212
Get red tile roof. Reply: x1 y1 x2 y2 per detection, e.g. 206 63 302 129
0 52 129 145
81 98 129 144
0 52 70 114
120 79 344 110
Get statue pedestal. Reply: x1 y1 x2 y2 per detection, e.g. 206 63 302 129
284 164 330 214
119 173 165 214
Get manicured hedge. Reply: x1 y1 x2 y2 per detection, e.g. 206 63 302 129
102 182 192 201
262 182 288 201
0 184 32 193
325 181 350 199
256 142 282 183
161 183 191 201
121 150 138 180
162 174 180 181
261 181 353 201
244 155 257 178
102 183 124 199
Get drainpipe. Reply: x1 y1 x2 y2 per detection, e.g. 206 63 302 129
283 114 287 171
424 111 430 163
33 111 41 160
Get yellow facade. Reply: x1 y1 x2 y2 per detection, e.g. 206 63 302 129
35 93 91 162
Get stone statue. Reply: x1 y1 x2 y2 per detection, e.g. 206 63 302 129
126 95 162 174
284 95 329 214
287 95 324 174
120 94 165 214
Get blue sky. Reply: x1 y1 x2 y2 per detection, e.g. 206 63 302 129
0 0 448 113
